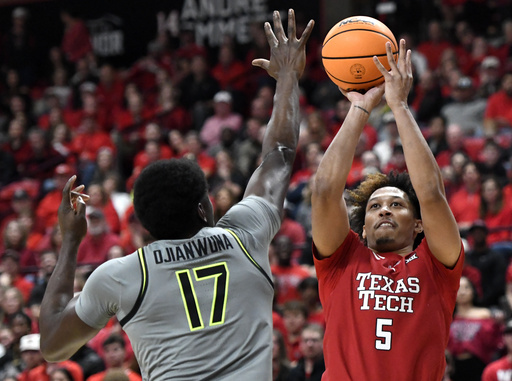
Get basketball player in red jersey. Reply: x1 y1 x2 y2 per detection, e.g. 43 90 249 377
310 39 463 380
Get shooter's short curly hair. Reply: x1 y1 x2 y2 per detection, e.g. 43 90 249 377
133 158 208 240
347 171 424 249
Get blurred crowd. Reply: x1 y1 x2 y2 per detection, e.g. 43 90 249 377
1 2 512 380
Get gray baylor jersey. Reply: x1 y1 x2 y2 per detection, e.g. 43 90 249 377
75 196 280 380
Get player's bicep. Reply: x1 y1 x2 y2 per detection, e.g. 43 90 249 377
421 196 461 268
41 295 100 362
312 192 350 258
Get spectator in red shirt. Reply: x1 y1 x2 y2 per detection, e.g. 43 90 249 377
89 147 117 186
484 72 512 137
289 142 323 199
87 334 141 381
383 144 407 174
208 149 245 199
183 131 216 180
21 127 66 186
482 320 512 381
297 277 325 329
71 116 115 186
87 318 135 368
301 111 333 153
44 69 73 110
113 89 154 135
126 140 166 191
174 29 207 60
271 235 311 307
49 123 75 165
2 117 31 168
282 301 308 363
211 43 248 95
60 8 92 64
153 81 192 134
417 20 452 71
212 185 237 223
476 139 508 184
1 220 38 275
275 202 307 266
86 183 120 235
449 161 481 233
436 123 473 169
168 130 188 158
496 19 512 66
0 251 34 303
124 39 173 100
37 93 77 132
118 208 152 255
74 90 112 132
76 209 120 269
95 64 125 113
35 163 75 233
479 176 512 247
134 122 173 161
425 115 449 158
0 189 34 247
101 171 132 223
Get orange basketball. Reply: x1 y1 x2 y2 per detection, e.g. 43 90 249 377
322 16 398 92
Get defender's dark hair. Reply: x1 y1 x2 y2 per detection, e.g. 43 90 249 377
133 159 208 240
347 171 424 249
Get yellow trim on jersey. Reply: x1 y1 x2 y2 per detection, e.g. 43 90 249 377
224 228 274 288
224 229 260 269
138 248 147 296
120 247 149 327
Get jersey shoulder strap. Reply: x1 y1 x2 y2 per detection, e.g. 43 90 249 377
224 228 273 289
120 248 149 327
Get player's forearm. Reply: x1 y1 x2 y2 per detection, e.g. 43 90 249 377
261 72 300 158
391 103 445 199
313 104 368 197
40 239 80 353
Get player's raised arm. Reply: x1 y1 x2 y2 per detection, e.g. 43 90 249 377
244 9 314 212
374 39 461 267
40 176 99 361
310 84 384 258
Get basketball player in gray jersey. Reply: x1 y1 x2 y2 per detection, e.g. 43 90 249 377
39 9 314 381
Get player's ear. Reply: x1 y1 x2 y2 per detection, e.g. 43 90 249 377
414 220 423 235
197 203 208 223
362 225 367 240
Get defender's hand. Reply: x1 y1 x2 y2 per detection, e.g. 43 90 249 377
58 176 88 244
252 9 314 80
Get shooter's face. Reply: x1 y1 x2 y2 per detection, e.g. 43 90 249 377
362 187 420 254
